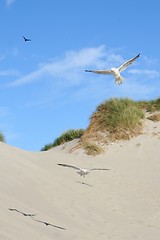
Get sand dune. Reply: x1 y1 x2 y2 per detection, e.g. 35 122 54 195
0 117 160 239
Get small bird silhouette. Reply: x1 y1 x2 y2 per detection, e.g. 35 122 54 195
23 36 31 42
85 53 140 85
58 163 110 177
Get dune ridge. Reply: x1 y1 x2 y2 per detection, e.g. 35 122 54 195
0 113 160 239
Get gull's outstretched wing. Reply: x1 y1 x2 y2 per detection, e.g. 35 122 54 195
58 163 81 170
118 54 140 73
85 69 112 75
89 168 111 171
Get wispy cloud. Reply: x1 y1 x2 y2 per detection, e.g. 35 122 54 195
0 69 20 77
128 69 160 79
6 45 123 87
6 45 160 104
5 0 15 7
143 56 158 66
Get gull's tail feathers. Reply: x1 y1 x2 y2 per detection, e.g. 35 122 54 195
115 76 125 85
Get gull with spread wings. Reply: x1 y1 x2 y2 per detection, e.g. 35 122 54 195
85 53 140 85
58 163 110 177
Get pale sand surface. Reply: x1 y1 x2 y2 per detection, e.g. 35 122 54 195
0 118 160 239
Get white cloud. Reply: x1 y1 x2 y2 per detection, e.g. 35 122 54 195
0 69 20 77
6 45 124 87
143 56 158 66
129 69 160 79
5 0 15 7
6 68 45 86
5 46 160 104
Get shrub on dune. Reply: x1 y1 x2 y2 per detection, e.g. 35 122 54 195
41 129 84 151
0 132 5 143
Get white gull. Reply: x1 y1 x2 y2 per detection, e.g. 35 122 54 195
58 163 110 177
85 53 140 85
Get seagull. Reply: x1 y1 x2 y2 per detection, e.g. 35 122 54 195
58 163 110 177
23 36 31 42
85 53 140 85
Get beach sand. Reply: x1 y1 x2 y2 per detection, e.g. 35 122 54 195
0 116 160 239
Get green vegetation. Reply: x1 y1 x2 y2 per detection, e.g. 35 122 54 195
95 98 144 132
41 97 160 154
0 132 5 143
41 143 53 151
82 98 145 142
137 98 160 112
41 129 84 151
83 141 104 156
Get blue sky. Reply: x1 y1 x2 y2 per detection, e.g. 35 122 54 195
0 0 160 151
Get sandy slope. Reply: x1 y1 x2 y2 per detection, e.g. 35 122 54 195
0 117 160 240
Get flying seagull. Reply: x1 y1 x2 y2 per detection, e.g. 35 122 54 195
23 36 31 42
85 53 140 85
58 163 110 177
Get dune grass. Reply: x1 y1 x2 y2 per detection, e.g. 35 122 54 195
97 98 144 131
41 97 160 153
137 98 160 112
82 98 145 142
83 141 104 156
41 129 84 151
0 132 5 143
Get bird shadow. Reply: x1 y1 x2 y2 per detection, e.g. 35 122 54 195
8 208 66 230
33 218 66 230
8 208 36 217
76 181 93 187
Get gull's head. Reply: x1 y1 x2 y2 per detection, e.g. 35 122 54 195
80 169 88 173
111 67 116 73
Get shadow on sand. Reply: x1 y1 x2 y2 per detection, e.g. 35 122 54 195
76 181 93 187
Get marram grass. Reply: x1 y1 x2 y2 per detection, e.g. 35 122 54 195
41 97 160 152
0 132 5 143
41 129 84 151
94 98 144 132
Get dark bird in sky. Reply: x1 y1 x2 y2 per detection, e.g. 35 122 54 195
23 36 31 42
